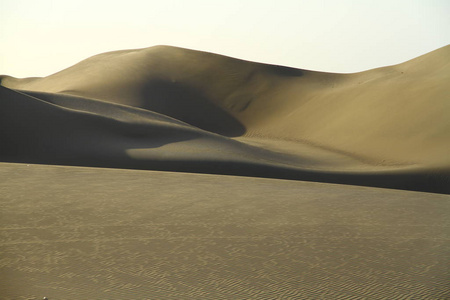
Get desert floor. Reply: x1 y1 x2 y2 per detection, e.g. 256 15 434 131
1 163 449 299
1 45 449 299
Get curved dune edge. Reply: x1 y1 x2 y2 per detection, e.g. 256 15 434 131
0 86 448 193
1 45 450 193
1 163 449 299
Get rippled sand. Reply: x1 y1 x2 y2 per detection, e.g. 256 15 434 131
1 163 449 299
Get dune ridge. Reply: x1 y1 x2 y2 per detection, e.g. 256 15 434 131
1 45 450 193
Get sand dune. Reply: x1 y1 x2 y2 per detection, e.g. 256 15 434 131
1 45 450 193
1 46 450 298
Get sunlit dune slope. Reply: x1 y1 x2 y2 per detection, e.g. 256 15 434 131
1 45 449 193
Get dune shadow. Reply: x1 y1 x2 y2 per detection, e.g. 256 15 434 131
140 80 246 137
265 65 304 77
2 86 449 194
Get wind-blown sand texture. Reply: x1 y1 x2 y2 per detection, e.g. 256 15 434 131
1 45 449 299
1 163 449 299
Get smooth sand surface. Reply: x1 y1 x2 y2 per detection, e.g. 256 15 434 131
1 46 450 298
1 163 449 299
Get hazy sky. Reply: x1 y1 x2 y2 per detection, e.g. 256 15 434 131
1 0 449 77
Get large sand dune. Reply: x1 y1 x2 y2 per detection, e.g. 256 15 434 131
1 45 450 193
1 46 450 298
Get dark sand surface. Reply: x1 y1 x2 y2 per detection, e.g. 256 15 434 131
1 45 450 298
1 163 449 299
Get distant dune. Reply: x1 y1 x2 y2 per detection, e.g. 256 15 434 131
1 46 450 299
1 45 449 193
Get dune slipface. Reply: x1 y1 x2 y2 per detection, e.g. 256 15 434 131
1 46 450 298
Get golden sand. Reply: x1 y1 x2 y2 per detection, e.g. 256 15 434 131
1 46 449 298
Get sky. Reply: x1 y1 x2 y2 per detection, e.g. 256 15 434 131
1 0 449 77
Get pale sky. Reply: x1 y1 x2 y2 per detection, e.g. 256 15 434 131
1 0 449 77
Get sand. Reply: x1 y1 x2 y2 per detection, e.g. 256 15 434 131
1 45 449 298
1 163 449 299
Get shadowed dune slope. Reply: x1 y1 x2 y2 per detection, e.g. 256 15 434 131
0 86 274 169
1 45 450 193
1 85 449 193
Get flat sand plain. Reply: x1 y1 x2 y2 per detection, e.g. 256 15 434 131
1 163 449 299
1 45 450 298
